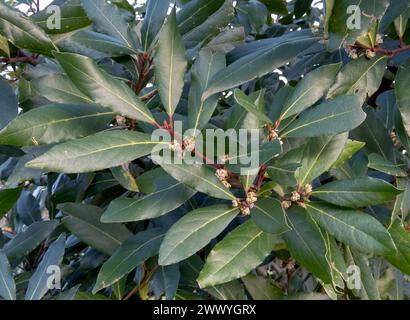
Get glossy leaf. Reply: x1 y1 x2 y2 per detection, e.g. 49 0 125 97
159 205 239 265
251 197 290 235
306 202 395 255
102 171 196 223
0 2 57 56
25 234 65 300
0 188 22 219
54 52 155 123
81 0 137 50
395 59 410 134
327 56 387 102
312 177 403 208
297 133 348 185
160 163 236 200
141 0 169 52
0 250 15 300
93 228 165 293
202 34 319 100
281 206 332 284
280 95 366 138
31 73 93 104
3 221 59 259
26 130 162 173
154 8 187 116
197 219 277 288
279 63 341 120
0 77 18 130
59 203 131 255
368 153 407 177
188 48 225 133
0 104 114 146
233 89 273 124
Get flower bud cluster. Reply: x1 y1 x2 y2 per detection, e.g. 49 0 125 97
281 184 313 209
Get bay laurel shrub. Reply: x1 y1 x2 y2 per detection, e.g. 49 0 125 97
0 0 409 300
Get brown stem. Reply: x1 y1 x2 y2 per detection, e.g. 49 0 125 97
374 44 410 55
254 165 267 191
123 265 159 300
0 56 38 66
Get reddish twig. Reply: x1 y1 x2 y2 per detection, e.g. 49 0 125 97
0 56 38 66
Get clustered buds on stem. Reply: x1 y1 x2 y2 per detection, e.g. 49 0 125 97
215 168 231 188
169 137 196 158
281 184 313 209
232 188 259 216
266 126 283 144
347 34 384 60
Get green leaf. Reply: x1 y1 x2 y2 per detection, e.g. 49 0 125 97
204 279 247 300
233 89 273 124
297 133 348 185
327 56 387 102
188 48 225 134
31 73 93 104
53 52 155 123
32 0 91 34
225 89 266 130
384 223 410 275
260 0 287 15
160 163 235 200
267 162 300 186
25 234 66 300
331 139 365 169
3 221 59 259
101 171 196 222
59 203 131 255
197 219 276 288
0 250 15 300
177 0 225 35
0 34 10 57
6 145 51 187
93 228 165 293
110 164 139 192
351 107 395 161
327 0 389 49
312 177 402 208
205 27 245 53
159 204 239 265
141 0 169 52
81 0 137 50
180 0 234 49
0 77 18 130
346 247 381 300
251 197 291 235
306 202 395 256
280 95 366 138
0 188 22 219
202 34 319 100
279 63 341 120
242 273 283 300
281 206 332 284
0 104 115 146
368 153 407 177
154 8 187 116
69 30 136 56
150 264 180 300
0 2 57 56
395 59 410 135
395 108 410 153
26 130 162 173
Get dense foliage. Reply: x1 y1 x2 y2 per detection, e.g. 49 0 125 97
0 0 410 300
